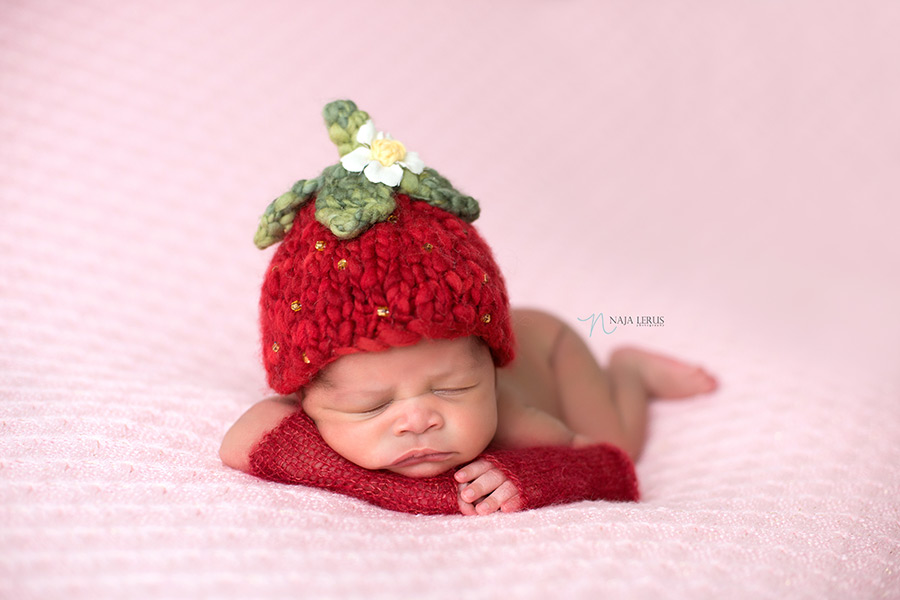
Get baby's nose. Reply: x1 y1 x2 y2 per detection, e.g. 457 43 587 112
394 398 443 435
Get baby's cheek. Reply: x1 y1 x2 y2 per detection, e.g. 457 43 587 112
454 410 496 460
317 421 380 468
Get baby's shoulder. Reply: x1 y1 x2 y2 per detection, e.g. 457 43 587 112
510 308 566 354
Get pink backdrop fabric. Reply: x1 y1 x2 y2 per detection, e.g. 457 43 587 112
2 2 899 598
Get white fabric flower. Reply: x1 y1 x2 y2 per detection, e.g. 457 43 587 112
340 120 425 187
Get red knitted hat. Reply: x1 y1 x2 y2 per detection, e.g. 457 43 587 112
255 100 515 394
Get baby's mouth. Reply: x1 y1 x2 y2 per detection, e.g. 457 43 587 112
390 450 454 468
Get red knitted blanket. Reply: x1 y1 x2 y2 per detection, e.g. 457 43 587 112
249 411 640 515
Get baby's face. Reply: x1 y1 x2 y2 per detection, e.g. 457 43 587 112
301 336 498 478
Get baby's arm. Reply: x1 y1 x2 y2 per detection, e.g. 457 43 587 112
219 396 298 472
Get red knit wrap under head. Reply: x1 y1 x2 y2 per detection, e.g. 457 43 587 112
260 194 515 394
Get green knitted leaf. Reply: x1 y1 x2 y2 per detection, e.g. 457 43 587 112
323 100 371 158
399 167 480 222
253 169 329 249
314 167 396 239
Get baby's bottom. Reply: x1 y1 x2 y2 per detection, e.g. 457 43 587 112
500 309 717 460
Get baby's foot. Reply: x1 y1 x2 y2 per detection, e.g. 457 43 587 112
609 347 718 399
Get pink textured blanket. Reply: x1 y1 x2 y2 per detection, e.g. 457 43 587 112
2 2 898 598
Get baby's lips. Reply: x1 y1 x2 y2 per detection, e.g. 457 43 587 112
390 450 453 468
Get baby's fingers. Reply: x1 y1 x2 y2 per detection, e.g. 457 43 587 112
458 467 506 504
454 459 494 484
475 480 520 515
499 489 525 513
455 461 523 515
457 483 478 516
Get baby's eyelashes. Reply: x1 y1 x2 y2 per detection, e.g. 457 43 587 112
432 384 477 397
355 401 392 415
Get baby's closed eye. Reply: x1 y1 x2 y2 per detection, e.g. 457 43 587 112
432 384 478 397
356 401 392 415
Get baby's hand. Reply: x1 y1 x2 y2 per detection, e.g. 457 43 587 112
454 459 524 516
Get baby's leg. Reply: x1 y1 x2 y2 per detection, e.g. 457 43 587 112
551 325 717 460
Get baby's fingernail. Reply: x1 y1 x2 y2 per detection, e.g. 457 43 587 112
463 489 475 501
454 470 466 481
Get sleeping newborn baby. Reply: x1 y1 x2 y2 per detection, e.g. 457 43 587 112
222 310 716 514
220 100 717 515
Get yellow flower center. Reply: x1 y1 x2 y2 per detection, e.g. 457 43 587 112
370 138 407 167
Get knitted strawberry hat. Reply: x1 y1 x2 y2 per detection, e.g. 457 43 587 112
254 100 515 395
